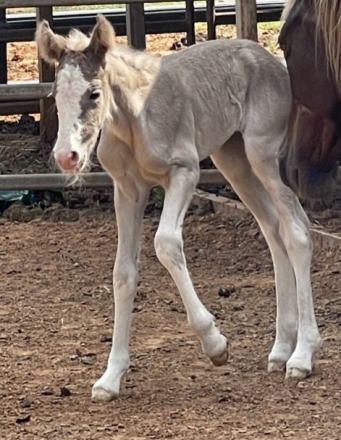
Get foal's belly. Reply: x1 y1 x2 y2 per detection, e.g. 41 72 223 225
195 125 240 161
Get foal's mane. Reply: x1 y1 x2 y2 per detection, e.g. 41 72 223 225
60 28 91 51
281 0 341 93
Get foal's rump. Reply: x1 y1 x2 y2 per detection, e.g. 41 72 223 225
142 39 292 160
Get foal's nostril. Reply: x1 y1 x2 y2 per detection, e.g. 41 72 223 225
55 150 80 172
69 151 79 166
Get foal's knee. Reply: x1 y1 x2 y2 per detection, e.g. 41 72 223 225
113 264 138 298
154 231 184 269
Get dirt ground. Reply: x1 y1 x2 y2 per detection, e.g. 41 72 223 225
1 210 341 440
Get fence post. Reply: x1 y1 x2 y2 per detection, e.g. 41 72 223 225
235 0 258 42
185 0 195 45
0 8 7 84
37 6 58 144
206 0 216 40
126 3 146 49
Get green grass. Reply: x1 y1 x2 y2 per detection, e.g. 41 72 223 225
195 21 281 34
258 21 282 31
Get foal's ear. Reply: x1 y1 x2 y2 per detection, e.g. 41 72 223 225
35 20 67 65
87 14 116 59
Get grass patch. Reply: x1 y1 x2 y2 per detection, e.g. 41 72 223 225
258 21 282 32
196 21 282 36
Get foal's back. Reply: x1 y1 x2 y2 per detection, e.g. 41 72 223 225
141 39 291 160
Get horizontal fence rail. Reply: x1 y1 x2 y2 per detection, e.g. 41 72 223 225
1 168 341 191
0 82 52 101
0 169 228 191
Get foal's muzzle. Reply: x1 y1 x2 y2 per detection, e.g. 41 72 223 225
54 150 80 173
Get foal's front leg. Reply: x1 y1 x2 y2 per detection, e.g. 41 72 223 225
92 178 149 403
154 166 228 365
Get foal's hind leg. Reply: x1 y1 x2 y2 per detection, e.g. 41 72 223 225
211 133 298 370
154 165 228 366
243 133 322 380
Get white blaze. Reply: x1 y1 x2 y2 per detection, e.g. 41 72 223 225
54 64 90 159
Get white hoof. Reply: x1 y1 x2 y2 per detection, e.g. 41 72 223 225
285 367 311 381
91 387 119 403
268 360 286 373
209 337 229 367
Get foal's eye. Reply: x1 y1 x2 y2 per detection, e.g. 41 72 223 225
89 90 101 101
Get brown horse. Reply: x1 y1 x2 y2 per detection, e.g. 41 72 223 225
278 0 341 200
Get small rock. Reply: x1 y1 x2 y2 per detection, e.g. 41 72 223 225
60 387 72 397
16 415 31 424
100 335 112 343
20 400 32 408
233 305 244 312
41 389 54 396
79 353 97 365
218 286 235 298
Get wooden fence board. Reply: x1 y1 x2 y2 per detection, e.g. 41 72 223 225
236 0 258 41
0 83 52 101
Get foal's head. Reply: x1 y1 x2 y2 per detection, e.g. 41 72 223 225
36 15 115 173
278 0 341 200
